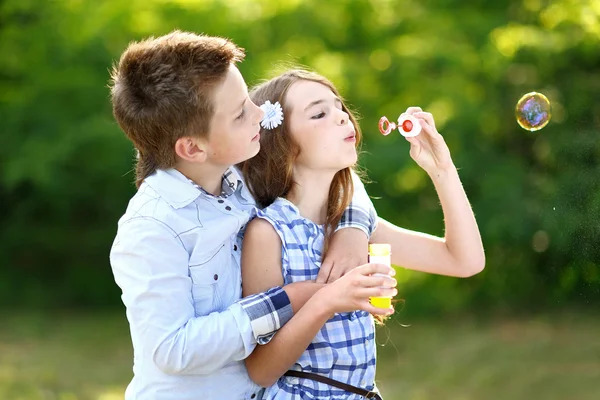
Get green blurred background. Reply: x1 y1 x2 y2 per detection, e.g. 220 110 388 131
1 0 599 399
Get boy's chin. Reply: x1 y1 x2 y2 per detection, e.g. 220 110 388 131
237 142 261 164
247 142 261 159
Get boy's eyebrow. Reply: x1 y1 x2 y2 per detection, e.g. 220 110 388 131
235 98 246 112
304 97 342 112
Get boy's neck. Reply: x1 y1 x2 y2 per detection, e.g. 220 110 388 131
286 169 336 225
176 162 229 196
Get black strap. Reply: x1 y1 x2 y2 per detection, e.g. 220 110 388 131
283 370 382 399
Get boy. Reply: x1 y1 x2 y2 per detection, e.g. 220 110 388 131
109 31 380 399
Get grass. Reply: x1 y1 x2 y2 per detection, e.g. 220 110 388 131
376 312 600 400
0 310 598 400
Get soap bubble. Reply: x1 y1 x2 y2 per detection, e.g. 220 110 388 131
515 92 551 131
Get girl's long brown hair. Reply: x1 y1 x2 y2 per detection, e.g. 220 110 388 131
241 69 363 255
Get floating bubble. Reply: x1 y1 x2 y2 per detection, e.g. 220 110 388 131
515 92 551 131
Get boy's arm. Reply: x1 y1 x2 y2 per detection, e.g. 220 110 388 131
110 218 293 376
317 171 377 283
337 171 378 237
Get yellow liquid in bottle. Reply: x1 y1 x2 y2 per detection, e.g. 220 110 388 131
369 243 392 309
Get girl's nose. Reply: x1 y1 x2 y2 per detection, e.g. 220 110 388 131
338 110 348 125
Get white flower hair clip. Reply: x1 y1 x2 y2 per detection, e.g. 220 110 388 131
260 100 284 130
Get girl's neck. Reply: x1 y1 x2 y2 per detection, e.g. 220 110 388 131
286 169 336 225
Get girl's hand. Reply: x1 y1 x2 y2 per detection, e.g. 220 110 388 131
316 263 397 317
401 107 454 175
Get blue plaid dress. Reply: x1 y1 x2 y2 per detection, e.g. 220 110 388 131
256 198 378 400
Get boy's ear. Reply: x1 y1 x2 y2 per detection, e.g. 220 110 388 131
174 136 208 163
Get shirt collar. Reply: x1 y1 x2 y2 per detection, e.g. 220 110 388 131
144 168 245 209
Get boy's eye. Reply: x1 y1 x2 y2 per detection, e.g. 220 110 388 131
311 111 326 119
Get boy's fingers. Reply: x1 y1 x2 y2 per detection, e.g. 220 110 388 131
326 264 344 283
316 261 333 284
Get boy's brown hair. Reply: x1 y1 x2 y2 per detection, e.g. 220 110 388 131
109 30 245 187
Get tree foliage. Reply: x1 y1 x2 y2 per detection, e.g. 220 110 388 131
1 0 599 312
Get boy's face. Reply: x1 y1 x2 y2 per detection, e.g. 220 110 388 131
204 64 264 167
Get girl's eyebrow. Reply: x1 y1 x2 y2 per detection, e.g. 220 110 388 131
304 97 341 112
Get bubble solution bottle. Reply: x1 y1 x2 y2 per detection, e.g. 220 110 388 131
368 243 393 309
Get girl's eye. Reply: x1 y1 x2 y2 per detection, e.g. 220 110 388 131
311 111 325 119
236 109 245 120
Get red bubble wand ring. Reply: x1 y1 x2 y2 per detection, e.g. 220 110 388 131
378 115 421 137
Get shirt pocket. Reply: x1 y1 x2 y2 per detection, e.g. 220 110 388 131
188 245 225 317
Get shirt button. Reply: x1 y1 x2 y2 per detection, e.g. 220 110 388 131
225 206 232 211
218 199 224 203
234 245 238 251
213 274 218 281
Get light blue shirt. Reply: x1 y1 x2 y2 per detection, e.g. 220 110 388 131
110 167 376 400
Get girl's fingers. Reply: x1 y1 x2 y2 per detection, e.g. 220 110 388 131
356 275 397 288
355 286 398 299
360 302 395 316
413 111 436 129
356 263 395 276
418 118 440 138
404 106 423 116
406 135 419 144
408 138 421 159
406 136 420 150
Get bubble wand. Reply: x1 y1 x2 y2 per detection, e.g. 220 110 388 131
378 114 421 137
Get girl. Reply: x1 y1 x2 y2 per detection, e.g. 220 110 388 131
241 69 485 399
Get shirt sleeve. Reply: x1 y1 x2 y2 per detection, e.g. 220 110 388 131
336 171 378 238
239 287 293 345
110 217 292 376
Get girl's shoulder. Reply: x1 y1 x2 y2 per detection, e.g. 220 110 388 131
257 198 302 227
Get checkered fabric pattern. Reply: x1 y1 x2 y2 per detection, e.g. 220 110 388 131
256 198 378 400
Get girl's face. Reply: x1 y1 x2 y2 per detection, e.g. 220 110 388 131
285 80 358 173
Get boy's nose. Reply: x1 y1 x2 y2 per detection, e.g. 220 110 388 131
255 103 265 123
